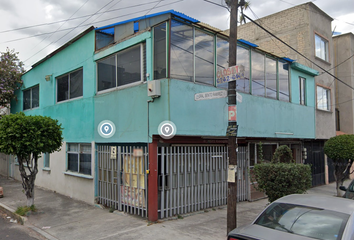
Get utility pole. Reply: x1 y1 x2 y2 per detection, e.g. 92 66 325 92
225 0 244 234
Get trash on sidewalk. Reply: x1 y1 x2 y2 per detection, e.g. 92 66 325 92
42 226 51 229
10 219 17 224
0 186 3 198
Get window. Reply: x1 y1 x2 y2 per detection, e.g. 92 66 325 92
315 34 329 61
266 57 277 99
23 85 39 110
57 68 83 102
97 43 146 92
299 77 306 105
43 152 50 169
153 22 167 79
251 50 265 97
67 143 91 175
195 29 214 85
279 61 289 102
317 86 331 111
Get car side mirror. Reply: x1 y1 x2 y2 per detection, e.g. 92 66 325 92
339 186 347 191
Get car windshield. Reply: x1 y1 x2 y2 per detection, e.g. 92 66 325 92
254 202 349 240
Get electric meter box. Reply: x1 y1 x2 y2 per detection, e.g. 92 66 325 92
147 80 161 98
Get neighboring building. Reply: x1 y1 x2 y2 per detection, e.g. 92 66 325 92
8 10 318 221
333 33 354 134
229 2 336 186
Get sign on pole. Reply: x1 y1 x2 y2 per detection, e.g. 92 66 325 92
216 65 245 85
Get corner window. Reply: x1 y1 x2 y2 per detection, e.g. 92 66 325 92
153 22 167 79
23 85 39 110
67 143 92 175
315 34 329 61
278 61 289 102
317 86 331 111
97 43 146 92
57 68 83 102
299 77 306 105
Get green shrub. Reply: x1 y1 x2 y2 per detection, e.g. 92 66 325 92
253 162 312 202
15 205 37 216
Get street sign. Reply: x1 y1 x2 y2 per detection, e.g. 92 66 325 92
194 90 227 101
216 65 245 85
228 105 236 122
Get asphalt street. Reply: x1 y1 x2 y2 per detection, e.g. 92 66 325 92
0 208 44 240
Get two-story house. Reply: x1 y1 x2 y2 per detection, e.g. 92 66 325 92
230 2 336 186
9 10 318 221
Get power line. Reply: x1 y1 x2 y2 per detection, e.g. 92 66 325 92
23 0 117 64
0 0 169 35
202 0 230 11
243 14 354 91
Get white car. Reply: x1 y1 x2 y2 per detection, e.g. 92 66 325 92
228 194 354 240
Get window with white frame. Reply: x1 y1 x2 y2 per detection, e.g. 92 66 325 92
315 34 329 61
67 143 91 175
23 85 39 110
43 152 50 169
97 43 146 92
317 86 331 111
57 68 83 102
299 77 306 105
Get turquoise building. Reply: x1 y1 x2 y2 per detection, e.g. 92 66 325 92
10 10 318 221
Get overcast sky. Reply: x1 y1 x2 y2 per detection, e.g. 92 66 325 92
0 0 353 70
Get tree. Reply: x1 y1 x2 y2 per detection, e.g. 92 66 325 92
253 145 312 202
239 1 250 25
324 134 354 196
0 48 24 107
0 112 63 206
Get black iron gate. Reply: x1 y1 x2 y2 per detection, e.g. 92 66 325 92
304 140 325 186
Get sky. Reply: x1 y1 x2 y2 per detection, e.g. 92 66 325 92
0 0 353 70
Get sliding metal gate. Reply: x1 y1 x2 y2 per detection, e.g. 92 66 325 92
237 146 249 202
97 145 148 217
158 145 228 218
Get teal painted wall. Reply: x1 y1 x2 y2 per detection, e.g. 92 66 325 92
11 30 96 142
237 93 315 138
290 68 316 107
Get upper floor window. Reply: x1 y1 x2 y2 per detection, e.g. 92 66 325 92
315 34 329 61
317 85 331 111
23 85 39 110
57 68 83 102
299 77 306 105
97 43 146 92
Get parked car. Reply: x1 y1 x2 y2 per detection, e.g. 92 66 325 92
228 194 354 240
340 180 354 199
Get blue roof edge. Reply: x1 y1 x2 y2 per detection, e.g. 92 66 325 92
96 10 199 31
238 39 258 48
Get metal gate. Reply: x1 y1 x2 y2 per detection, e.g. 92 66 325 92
237 146 249 202
158 145 228 218
97 145 148 217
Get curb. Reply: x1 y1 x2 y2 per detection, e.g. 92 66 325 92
0 202 27 225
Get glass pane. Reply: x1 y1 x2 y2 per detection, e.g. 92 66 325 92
117 44 141 86
68 143 78 152
170 20 194 81
69 69 83 99
80 154 91 175
97 56 116 91
300 77 306 105
216 37 229 89
31 86 39 108
279 61 289 102
57 75 69 102
154 23 167 79
251 50 265 97
266 58 277 99
44 152 50 168
68 153 78 172
195 29 214 85
236 46 250 93
80 144 91 153
23 89 31 110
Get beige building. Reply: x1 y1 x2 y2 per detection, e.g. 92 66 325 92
225 2 337 185
333 33 354 134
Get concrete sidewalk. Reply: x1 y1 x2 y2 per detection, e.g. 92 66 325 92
0 175 342 240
